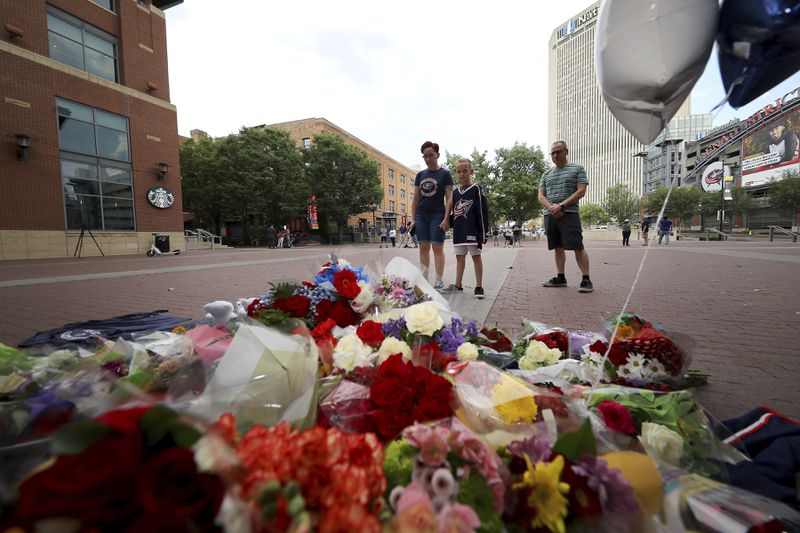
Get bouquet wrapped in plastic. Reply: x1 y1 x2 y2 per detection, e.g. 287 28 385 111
383 418 506 532
1 403 244 532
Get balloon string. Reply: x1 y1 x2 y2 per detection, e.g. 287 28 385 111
711 66 747 118
591 123 678 386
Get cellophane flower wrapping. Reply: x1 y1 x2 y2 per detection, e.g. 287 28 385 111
601 314 692 382
188 320 319 430
580 386 747 478
449 361 581 448
2 403 244 532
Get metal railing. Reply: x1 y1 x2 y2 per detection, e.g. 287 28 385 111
184 228 223 249
705 228 729 241
767 225 799 243
674 230 696 241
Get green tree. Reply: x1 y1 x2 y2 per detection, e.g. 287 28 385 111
304 132 382 237
768 171 800 219
180 137 226 234
730 186 756 228
645 186 702 227
602 184 639 224
491 143 547 225
579 203 608 227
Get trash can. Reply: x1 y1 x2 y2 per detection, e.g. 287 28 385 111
155 235 170 253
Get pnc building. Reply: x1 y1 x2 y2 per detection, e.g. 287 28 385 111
548 1 691 205
1 0 183 259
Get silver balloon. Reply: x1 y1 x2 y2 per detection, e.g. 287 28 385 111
595 0 719 144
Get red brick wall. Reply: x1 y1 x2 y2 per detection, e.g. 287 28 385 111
0 0 181 233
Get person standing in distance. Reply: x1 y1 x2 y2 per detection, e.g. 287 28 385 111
412 141 453 289
538 140 593 293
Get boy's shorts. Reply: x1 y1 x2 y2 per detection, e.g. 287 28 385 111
454 244 482 256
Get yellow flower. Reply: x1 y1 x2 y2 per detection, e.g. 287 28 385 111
513 454 570 533
491 375 538 424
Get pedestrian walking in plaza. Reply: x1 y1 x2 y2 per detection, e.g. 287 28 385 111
379 226 388 248
512 224 522 247
658 215 672 245
492 227 500 246
539 140 593 293
409 222 418 248
276 229 285 249
440 158 488 299
398 223 409 248
412 140 453 289
621 219 631 246
641 217 651 246
389 227 397 247
266 225 277 249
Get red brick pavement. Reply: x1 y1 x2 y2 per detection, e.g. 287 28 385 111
1 240 798 422
483 240 800 421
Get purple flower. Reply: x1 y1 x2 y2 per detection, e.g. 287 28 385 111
464 321 479 338
507 434 552 465
434 328 461 354
572 454 640 517
382 317 407 339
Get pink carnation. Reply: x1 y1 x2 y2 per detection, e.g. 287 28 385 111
403 423 451 466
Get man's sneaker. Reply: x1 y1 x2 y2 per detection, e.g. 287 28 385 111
439 283 463 293
542 276 567 287
433 280 445 290
474 287 485 299
578 279 594 293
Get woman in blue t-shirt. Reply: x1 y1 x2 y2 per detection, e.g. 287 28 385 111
412 141 453 289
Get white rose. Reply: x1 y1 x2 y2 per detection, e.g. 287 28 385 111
332 333 375 371
377 336 412 363
456 342 479 361
639 422 684 465
350 280 375 313
519 340 561 370
404 302 444 336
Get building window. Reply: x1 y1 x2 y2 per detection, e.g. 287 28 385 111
388 168 395 181
89 0 115 11
400 174 406 184
57 98 133 231
389 200 395 211
401 203 406 213
388 185 395 196
400 189 406 200
47 6 118 82
302 138 311 149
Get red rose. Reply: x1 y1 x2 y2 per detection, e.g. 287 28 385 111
588 340 628 366
333 269 361 299
328 299 361 328
246 298 267 318
356 320 385 347
11 435 142 528
314 299 334 322
597 400 637 435
138 447 225 529
535 334 559 350
272 295 311 318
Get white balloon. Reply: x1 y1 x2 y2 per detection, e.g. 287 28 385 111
595 0 718 144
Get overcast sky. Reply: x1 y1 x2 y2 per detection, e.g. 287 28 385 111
164 1 800 168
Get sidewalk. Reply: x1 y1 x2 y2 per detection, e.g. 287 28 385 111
1 239 797 422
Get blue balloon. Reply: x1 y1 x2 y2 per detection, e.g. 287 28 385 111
717 0 800 108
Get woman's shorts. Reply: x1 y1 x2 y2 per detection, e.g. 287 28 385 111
415 212 446 244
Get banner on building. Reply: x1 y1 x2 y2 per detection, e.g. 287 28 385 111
307 196 318 230
700 161 728 192
723 175 734 201
741 107 800 187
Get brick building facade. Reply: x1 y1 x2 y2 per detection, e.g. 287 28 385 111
0 0 183 259
262 118 419 231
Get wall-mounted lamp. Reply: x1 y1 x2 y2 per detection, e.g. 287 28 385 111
5 24 24 39
146 81 159 92
15 134 30 161
158 162 169 180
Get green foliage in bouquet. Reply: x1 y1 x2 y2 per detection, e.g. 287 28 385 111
588 389 724 476
383 440 415 491
456 469 503 533
270 281 299 301
0 343 35 375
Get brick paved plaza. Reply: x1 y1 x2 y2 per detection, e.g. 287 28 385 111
1 238 798 422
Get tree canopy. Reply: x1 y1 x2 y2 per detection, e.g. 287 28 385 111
645 186 702 226
602 184 639 224
579 203 608 227
491 143 547 225
303 132 382 235
768 171 800 217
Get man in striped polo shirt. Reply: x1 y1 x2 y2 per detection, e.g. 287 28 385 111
537 140 593 293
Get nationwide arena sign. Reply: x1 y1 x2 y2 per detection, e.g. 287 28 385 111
557 4 599 41
697 86 800 163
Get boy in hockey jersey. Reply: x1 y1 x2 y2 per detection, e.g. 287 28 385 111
441 158 489 299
